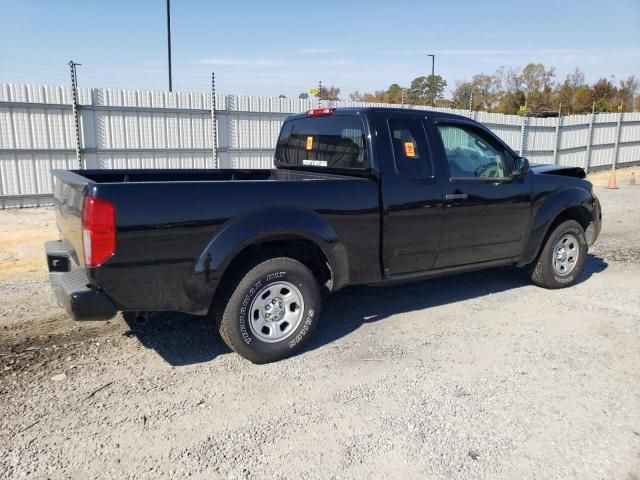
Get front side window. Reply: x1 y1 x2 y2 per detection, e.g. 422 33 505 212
275 116 367 170
436 124 511 179
388 117 432 179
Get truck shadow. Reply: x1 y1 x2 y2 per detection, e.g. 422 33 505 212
122 310 231 366
307 254 608 355
123 254 608 366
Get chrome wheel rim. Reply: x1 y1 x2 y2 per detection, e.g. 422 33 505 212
552 233 579 276
248 281 304 343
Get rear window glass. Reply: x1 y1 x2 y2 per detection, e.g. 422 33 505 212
388 117 433 178
275 116 367 170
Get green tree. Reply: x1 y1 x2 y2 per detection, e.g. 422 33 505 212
572 85 593 113
385 83 404 104
497 91 526 115
298 92 309 99
407 75 447 105
344 63 639 114
518 63 556 112
451 81 474 109
591 78 616 112
519 63 555 97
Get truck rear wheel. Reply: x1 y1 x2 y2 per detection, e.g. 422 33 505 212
219 257 321 364
530 219 587 289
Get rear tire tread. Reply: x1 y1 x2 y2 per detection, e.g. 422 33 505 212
218 257 321 364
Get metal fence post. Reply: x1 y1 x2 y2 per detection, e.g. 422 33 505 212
519 115 528 157
210 72 218 169
613 111 623 169
227 94 237 169
553 104 562 165
68 60 83 169
585 110 595 172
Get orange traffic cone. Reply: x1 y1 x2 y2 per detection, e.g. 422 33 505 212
630 172 637 186
607 165 618 189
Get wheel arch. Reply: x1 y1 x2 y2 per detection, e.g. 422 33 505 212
519 188 594 266
183 207 349 314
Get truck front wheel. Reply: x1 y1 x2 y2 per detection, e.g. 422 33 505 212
219 257 322 364
530 219 588 289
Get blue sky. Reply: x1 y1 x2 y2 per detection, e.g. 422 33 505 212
1 0 639 97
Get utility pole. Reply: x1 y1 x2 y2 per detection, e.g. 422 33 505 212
318 80 323 108
166 0 173 91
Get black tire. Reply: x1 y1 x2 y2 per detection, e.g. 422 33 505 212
218 257 321 364
530 220 587 289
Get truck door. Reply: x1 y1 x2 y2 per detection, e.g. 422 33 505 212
375 112 446 276
427 117 532 268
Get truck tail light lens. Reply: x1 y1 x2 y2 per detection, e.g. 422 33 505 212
306 108 334 116
82 196 116 267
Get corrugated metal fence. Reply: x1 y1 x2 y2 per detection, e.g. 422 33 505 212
1 83 640 208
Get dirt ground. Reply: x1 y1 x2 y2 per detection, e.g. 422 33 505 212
1 168 639 479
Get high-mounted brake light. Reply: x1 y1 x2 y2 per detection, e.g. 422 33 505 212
82 196 116 267
306 108 334 117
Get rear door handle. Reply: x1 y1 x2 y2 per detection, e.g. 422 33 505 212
445 193 468 201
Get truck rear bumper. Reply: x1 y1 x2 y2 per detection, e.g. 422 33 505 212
45 240 117 321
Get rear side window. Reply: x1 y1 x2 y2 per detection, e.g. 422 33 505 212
388 117 432 179
275 116 367 170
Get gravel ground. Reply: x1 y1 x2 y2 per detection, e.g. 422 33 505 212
1 175 640 479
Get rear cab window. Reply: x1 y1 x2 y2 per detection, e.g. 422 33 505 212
388 117 433 179
275 115 367 170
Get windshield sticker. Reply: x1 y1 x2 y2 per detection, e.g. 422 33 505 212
305 136 314 150
302 159 327 167
404 141 416 158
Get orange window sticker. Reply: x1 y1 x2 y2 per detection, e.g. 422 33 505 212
404 141 416 157
305 136 314 150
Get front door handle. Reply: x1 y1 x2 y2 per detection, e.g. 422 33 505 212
445 193 468 201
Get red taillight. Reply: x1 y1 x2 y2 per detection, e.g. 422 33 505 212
306 108 334 116
82 196 116 267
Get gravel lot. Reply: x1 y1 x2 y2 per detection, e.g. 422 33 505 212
1 169 639 479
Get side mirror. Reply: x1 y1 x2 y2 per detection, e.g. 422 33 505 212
513 156 530 176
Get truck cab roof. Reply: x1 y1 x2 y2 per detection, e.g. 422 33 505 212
286 106 469 122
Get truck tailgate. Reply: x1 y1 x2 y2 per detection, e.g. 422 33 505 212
47 170 119 320
52 170 93 266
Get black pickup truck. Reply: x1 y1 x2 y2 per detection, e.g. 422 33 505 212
46 107 601 363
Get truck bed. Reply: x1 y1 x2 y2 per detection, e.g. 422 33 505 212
77 168 358 184
50 167 381 316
